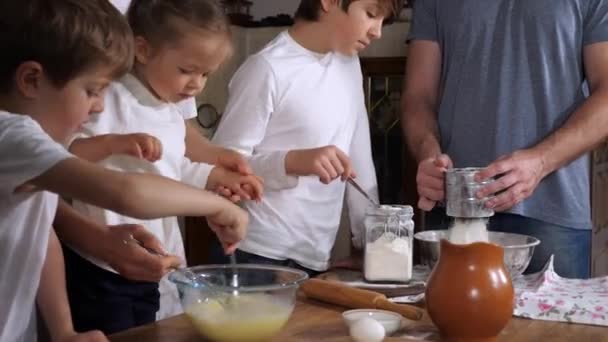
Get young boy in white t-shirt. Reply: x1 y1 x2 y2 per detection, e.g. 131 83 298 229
211 0 401 274
0 1 247 341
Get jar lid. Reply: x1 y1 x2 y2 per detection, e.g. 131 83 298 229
365 204 413 216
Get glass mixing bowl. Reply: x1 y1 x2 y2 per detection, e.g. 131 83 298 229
169 264 308 342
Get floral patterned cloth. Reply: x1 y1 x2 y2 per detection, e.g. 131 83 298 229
513 255 608 326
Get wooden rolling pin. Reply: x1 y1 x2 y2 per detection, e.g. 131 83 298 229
301 278 424 321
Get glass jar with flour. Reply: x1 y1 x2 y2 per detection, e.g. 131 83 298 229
363 205 414 282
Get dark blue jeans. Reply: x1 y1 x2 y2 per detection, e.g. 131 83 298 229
207 238 321 278
62 244 159 334
425 208 591 279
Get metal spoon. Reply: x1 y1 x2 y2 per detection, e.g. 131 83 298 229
229 254 239 289
127 236 235 308
347 178 380 207
125 236 198 280
224 253 240 309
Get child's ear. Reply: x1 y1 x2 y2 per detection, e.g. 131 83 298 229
134 36 152 65
320 0 340 13
14 61 44 98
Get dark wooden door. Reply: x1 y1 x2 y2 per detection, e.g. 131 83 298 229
591 142 608 276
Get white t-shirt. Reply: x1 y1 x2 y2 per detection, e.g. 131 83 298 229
69 74 212 319
109 0 131 14
0 112 73 342
176 98 197 120
212 31 379 271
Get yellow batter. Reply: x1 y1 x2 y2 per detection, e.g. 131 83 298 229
186 294 293 342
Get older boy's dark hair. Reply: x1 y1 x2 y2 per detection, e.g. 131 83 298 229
0 0 133 93
295 0 403 22
127 0 231 48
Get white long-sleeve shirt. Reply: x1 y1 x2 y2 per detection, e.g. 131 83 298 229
212 31 378 271
69 74 212 319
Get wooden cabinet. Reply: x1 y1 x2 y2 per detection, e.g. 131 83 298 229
591 142 608 277
360 57 421 229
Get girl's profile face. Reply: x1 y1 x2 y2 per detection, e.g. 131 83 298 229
134 30 231 103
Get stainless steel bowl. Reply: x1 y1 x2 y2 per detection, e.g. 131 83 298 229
414 230 540 278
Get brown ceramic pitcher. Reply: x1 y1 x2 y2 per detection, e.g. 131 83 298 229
425 240 514 342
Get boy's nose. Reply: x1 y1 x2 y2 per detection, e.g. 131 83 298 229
369 21 382 40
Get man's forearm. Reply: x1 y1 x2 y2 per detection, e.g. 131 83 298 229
402 101 442 163
533 88 608 177
401 40 443 163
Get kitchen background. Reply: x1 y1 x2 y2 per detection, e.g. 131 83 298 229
184 0 608 277
246 0 299 19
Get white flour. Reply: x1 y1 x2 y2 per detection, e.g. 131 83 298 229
448 218 489 244
364 232 412 282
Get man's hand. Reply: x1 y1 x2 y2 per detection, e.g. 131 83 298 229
416 154 452 211
475 148 547 212
102 224 182 282
286 145 356 184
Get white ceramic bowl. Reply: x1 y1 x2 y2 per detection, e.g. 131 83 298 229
342 309 404 335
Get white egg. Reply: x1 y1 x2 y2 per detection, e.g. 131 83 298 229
349 317 386 342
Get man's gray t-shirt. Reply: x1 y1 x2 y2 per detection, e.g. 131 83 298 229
408 0 608 229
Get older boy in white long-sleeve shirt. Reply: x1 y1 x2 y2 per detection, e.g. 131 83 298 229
212 0 401 273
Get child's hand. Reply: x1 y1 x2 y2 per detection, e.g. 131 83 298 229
110 133 163 162
216 148 253 175
208 167 264 202
59 330 107 342
216 185 242 203
285 145 356 184
207 202 249 254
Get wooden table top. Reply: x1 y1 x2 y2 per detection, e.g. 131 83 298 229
109 296 608 342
